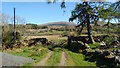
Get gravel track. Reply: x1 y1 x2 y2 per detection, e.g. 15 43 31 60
0 52 34 66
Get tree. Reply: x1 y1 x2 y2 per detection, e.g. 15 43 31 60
97 1 120 34
111 1 120 22
1 13 26 49
69 2 101 43
47 1 120 43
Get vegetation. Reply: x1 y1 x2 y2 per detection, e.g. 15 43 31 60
3 45 49 65
65 49 96 66
2 29 21 49
1 1 120 67
89 42 100 49
46 48 62 66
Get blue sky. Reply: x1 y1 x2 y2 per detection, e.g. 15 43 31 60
2 2 77 24
2 0 118 24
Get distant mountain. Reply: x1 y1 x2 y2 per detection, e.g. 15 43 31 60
40 21 76 26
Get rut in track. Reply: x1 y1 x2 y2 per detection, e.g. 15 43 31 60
35 51 53 66
59 51 66 66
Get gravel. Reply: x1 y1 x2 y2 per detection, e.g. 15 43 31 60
0 52 34 66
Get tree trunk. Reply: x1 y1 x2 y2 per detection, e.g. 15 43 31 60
107 19 110 34
78 21 85 35
86 14 95 44
83 2 95 43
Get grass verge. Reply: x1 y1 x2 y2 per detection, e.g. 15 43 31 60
3 45 49 66
65 49 96 66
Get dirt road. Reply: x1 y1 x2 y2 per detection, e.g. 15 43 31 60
35 51 53 66
59 51 66 66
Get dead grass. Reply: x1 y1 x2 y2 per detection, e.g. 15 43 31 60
22 35 67 42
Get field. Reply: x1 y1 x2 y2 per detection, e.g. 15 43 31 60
3 33 98 66
2 23 120 67
1 1 120 67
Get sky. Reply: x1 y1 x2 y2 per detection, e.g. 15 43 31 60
1 0 118 24
2 2 77 24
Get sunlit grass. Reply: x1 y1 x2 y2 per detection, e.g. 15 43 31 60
3 45 49 66
46 48 62 66
65 49 96 66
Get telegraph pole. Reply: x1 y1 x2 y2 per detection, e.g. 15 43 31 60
14 8 16 40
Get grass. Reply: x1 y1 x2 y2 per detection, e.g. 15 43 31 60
30 31 67 36
65 49 96 66
23 35 67 43
89 42 100 49
48 36 67 43
3 45 49 66
46 48 62 66
65 50 76 66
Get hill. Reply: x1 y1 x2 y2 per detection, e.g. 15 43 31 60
40 21 76 26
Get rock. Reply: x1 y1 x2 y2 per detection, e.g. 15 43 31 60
105 53 114 59
116 50 120 53
28 38 48 46
112 50 120 56
103 50 111 56
95 50 103 54
99 42 106 49
74 42 87 50
100 41 106 46
84 43 90 49
82 49 89 55
115 56 120 64
116 50 120 56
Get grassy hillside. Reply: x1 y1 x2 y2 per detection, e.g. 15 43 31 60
40 21 76 26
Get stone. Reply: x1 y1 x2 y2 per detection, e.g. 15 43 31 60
103 50 111 56
95 50 102 54
100 41 106 46
84 43 90 49
115 56 120 64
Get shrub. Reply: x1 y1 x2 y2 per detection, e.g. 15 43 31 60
2 30 21 49
62 31 68 37
53 48 62 52
103 36 117 46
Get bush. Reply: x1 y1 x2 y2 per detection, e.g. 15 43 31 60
62 31 68 37
2 30 21 49
103 36 117 46
40 26 48 29
53 48 62 52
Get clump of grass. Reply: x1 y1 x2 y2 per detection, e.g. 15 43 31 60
89 42 100 49
53 48 62 52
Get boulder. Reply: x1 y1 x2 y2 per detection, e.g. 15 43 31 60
95 50 103 54
103 50 111 56
115 56 120 64
112 50 120 56
116 50 120 56
84 43 90 49
82 49 89 55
